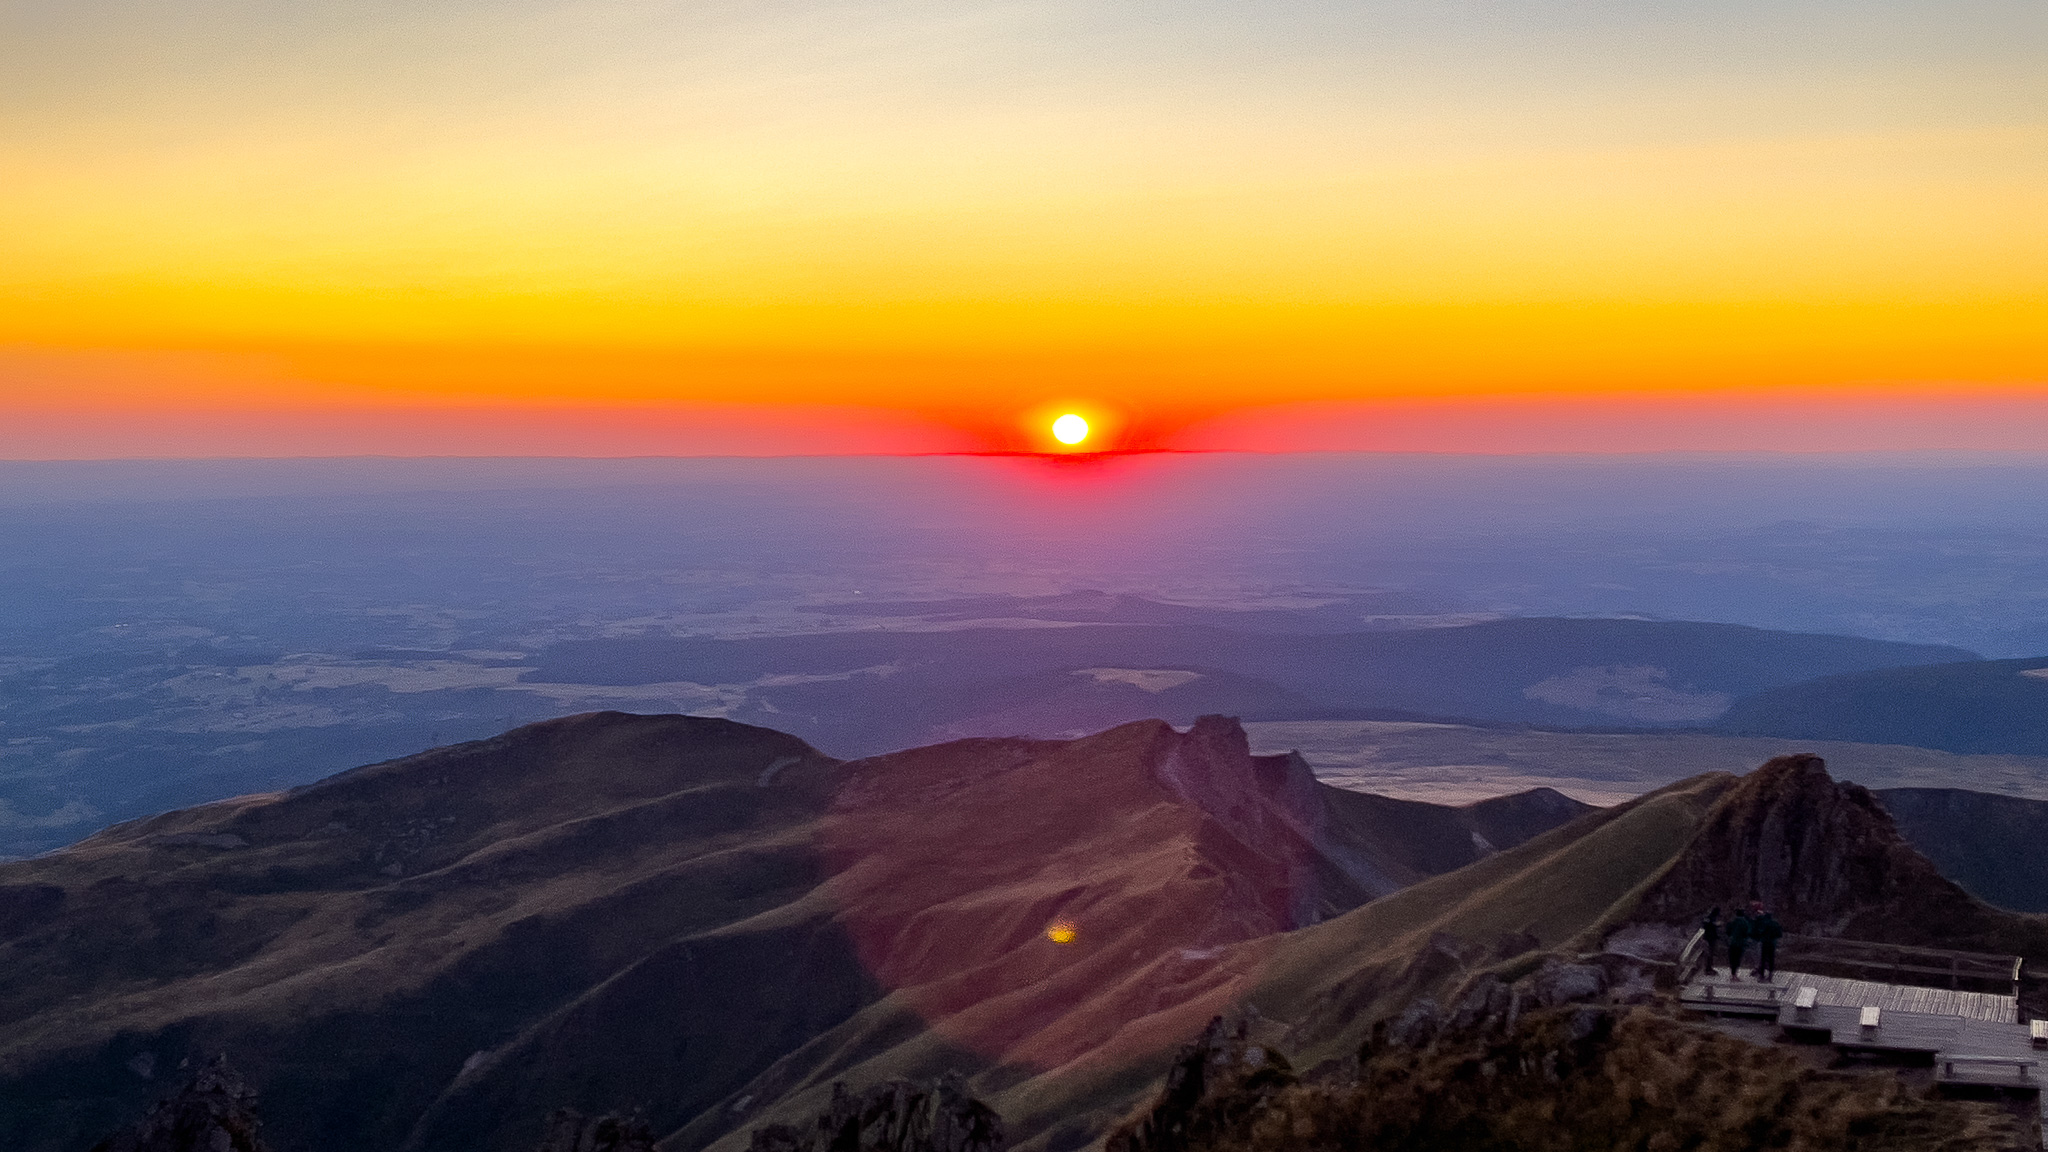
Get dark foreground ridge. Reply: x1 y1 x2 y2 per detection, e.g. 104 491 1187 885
1108 995 2036 1152
88 1057 271 1152
748 1075 1002 1152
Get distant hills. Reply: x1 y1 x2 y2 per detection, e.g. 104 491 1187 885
531 617 1973 755
1716 656 2048 755
789 590 1446 634
1874 787 2048 914
0 607 1982 862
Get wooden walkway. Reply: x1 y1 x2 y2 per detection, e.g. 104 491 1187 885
1682 970 2018 1024
1683 970 2046 1145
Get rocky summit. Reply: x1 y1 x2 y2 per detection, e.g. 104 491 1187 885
86 1057 271 1152
1631 754 2048 967
747 1074 1001 1152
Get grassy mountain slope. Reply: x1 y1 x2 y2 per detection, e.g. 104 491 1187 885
0 713 1587 1152
697 776 1717 1152
16 714 2042 1152
1237 774 1738 1068
0 714 839 1152
530 618 1975 754
1245 754 2048 1078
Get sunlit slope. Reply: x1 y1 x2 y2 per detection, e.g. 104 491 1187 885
1241 773 1738 1065
1241 753 2048 1075
685 751 2048 1152
440 716 1563 1152
881 772 1723 1152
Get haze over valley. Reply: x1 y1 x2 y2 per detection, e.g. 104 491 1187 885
11 455 2048 860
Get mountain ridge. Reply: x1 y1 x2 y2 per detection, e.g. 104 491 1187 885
0 712 1588 1152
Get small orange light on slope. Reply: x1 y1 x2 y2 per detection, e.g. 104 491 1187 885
1051 414 1089 445
1046 920 1078 944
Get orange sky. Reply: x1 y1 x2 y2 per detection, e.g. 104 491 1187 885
4 0 2044 455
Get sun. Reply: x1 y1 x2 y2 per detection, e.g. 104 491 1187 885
1051 414 1089 446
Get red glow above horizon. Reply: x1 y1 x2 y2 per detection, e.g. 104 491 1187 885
15 382 2048 459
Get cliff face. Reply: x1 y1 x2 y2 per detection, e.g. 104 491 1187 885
1630 754 1955 936
1629 754 2048 965
801 716 1417 1076
1152 716 1357 928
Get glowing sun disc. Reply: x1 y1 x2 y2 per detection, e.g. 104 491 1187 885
1051 414 1089 445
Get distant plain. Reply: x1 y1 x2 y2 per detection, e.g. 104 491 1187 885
10 453 2048 858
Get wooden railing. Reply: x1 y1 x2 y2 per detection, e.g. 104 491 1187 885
1776 935 2023 1001
1676 928 1708 986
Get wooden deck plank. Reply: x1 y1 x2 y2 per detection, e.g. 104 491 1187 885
1686 968 2044 1142
1681 970 2019 1025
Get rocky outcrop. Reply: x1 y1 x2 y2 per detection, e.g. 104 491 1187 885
1114 957 2033 1152
1153 716 1390 925
746 1074 1002 1152
1104 1017 1295 1152
1630 754 1987 940
88 1057 271 1152
532 1109 656 1152
1366 949 1645 1056
1127 1001 2031 1152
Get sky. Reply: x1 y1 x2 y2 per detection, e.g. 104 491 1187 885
3 0 2045 456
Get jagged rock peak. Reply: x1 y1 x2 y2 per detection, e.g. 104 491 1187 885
89 1056 271 1152
1104 1016 1296 1152
1736 752 1837 797
1154 716 1320 829
1182 714 1252 760
1633 753 1969 939
747 1073 1002 1152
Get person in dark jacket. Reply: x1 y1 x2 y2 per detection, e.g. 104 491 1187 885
1725 908 1753 981
1753 907 1783 981
1700 907 1722 975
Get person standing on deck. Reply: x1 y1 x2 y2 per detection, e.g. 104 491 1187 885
1700 907 1722 975
1753 907 1783 981
1726 907 1753 981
